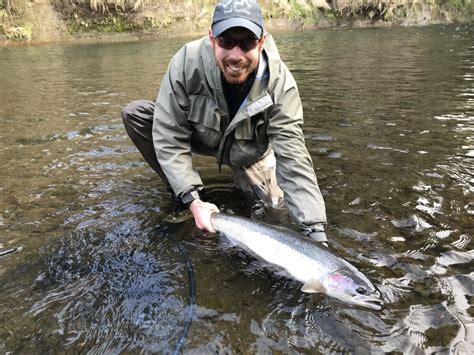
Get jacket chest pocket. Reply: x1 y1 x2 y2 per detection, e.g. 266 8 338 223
234 115 266 142
230 115 269 166
188 95 222 149
234 94 272 141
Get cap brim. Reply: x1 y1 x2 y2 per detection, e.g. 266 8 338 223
212 18 262 39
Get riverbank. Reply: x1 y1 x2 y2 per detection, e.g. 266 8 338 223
0 0 472 47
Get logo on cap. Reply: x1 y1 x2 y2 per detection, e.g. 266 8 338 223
218 0 253 15
212 0 264 38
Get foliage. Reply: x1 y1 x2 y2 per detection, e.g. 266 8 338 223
3 25 32 39
331 0 471 22
67 16 136 33
442 0 468 13
288 0 312 18
0 0 472 41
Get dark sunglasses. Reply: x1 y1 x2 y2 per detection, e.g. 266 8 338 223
215 36 261 52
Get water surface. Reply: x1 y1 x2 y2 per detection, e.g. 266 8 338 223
0 25 472 353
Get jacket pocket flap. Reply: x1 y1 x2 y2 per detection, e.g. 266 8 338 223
188 95 220 131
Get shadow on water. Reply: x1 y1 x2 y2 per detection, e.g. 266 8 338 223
16 217 195 353
0 25 473 353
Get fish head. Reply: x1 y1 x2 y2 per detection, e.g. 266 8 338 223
322 268 382 310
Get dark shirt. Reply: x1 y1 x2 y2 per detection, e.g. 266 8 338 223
221 70 256 120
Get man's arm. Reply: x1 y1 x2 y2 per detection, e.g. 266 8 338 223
267 64 328 242
153 49 219 231
152 52 204 196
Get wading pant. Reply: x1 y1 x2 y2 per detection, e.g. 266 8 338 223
121 100 285 207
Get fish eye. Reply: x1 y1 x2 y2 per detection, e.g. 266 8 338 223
356 286 368 295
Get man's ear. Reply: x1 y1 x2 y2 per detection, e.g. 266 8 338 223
258 33 268 52
208 28 215 49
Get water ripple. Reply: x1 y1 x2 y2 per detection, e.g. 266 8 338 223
30 220 192 353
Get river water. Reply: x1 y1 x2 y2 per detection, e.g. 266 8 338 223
0 25 472 353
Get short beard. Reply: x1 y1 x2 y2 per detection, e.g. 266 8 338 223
221 59 252 84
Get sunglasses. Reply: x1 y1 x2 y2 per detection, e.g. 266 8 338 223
215 36 261 52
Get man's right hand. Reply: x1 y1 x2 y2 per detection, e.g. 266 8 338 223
189 199 220 233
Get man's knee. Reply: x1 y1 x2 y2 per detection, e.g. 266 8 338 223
121 100 138 122
121 99 154 126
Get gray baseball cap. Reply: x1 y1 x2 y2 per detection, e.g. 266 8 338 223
212 0 264 39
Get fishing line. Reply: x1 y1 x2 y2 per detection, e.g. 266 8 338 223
0 247 21 257
160 229 196 355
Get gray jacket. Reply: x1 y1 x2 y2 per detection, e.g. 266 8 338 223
152 35 327 234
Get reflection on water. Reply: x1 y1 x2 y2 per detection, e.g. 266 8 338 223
0 25 472 353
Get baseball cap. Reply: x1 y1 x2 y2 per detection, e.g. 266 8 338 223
212 0 264 39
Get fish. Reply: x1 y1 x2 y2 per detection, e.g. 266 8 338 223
211 213 382 310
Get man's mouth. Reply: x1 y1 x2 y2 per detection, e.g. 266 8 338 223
226 63 245 74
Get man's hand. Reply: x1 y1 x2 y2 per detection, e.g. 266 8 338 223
189 199 220 233
308 231 329 247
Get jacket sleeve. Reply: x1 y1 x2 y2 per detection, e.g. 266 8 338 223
152 48 204 196
267 63 327 233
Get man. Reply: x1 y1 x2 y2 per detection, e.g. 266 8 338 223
122 0 328 243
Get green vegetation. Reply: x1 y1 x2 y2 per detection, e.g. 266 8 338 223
0 1 31 39
0 0 472 42
333 0 473 22
4 25 32 39
445 0 469 13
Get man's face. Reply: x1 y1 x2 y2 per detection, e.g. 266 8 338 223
209 27 266 85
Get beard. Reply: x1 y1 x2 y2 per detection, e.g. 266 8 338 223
220 58 256 85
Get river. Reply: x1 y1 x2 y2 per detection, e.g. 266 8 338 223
0 24 472 353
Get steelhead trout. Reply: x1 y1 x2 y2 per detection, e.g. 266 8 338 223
211 213 382 310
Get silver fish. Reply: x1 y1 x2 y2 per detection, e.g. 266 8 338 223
211 213 382 310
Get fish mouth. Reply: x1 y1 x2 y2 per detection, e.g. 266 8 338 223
351 294 383 310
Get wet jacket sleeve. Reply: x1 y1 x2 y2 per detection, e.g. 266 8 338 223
267 63 327 234
152 48 204 196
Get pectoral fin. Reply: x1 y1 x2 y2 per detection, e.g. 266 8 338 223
218 233 238 247
301 279 325 293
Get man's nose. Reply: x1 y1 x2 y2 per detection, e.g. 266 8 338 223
227 45 245 59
